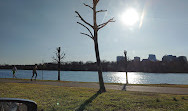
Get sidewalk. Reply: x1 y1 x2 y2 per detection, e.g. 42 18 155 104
0 78 188 95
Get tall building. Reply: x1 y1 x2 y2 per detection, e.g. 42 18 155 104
177 56 187 63
116 56 125 62
162 55 177 62
148 54 157 61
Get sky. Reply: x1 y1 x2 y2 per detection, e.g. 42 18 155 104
0 0 188 65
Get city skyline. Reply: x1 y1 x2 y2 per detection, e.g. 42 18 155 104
1 0 188 65
117 54 187 62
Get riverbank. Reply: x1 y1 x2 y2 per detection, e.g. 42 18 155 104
0 81 188 111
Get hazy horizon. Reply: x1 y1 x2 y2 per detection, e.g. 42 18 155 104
1 0 188 65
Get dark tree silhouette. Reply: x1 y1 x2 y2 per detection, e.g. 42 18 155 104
52 47 65 81
75 0 115 92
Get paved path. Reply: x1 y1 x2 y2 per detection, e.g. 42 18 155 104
0 79 188 95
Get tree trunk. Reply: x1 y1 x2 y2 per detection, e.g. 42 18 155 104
58 47 61 81
58 61 60 81
94 37 106 92
93 0 106 92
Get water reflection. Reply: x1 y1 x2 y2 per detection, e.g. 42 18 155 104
104 72 145 84
128 72 144 84
104 72 126 84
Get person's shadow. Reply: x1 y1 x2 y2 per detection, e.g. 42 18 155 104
76 91 101 111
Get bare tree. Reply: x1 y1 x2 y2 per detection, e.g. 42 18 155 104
75 0 115 93
52 47 65 81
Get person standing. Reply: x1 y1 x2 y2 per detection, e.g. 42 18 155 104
31 64 37 81
12 65 17 78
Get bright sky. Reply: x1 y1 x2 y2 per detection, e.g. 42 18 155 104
0 0 188 65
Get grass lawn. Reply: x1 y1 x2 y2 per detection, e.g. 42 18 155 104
124 84 188 88
0 82 188 111
1 78 188 88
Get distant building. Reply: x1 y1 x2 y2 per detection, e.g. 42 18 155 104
148 54 157 62
162 55 177 62
142 59 149 62
134 57 140 62
116 56 125 62
177 56 187 63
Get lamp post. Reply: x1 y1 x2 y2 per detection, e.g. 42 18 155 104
42 60 44 80
124 50 128 84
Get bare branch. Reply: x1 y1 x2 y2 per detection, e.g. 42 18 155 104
60 53 65 60
83 3 93 10
77 22 94 37
96 0 100 4
98 17 115 27
52 56 58 62
93 0 99 6
60 53 65 57
97 10 107 13
55 52 59 58
98 17 115 30
75 11 93 28
80 32 94 40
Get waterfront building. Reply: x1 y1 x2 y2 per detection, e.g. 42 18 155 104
134 57 140 62
116 56 125 62
177 56 187 63
148 54 157 62
162 55 177 62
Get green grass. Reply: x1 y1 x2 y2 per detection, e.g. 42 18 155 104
1 78 188 88
0 78 72 83
125 84 188 88
0 83 188 111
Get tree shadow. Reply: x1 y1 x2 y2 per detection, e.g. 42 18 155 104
76 91 101 111
122 84 127 91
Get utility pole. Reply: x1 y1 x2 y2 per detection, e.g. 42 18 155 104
42 60 44 80
124 50 128 84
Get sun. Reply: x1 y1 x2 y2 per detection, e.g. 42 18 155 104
120 8 139 26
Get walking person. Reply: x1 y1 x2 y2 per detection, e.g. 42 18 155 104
12 65 17 78
31 64 38 81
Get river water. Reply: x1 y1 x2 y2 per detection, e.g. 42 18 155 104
0 69 187 84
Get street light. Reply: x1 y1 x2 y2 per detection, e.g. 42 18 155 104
124 50 128 84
